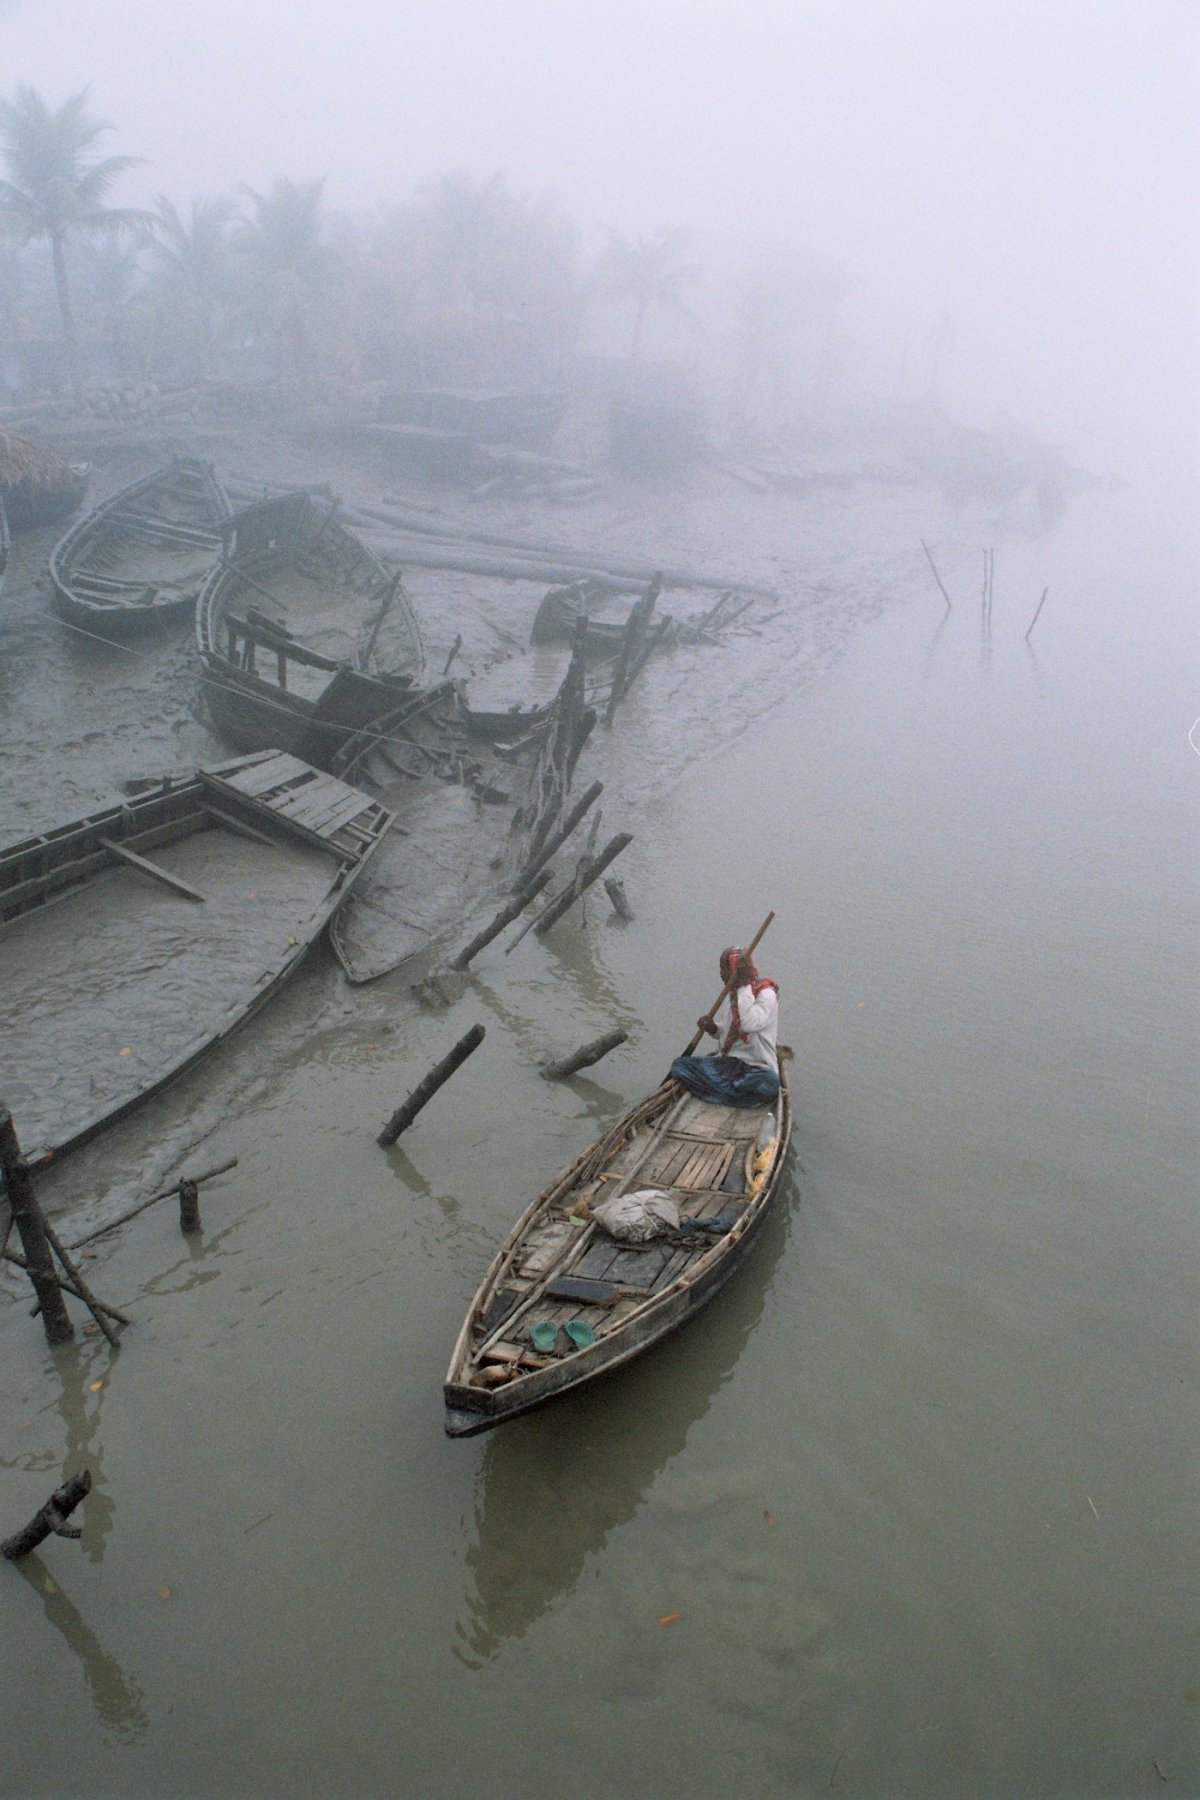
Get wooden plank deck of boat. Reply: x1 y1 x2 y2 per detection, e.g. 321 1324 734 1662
201 749 393 861
447 1077 789 1432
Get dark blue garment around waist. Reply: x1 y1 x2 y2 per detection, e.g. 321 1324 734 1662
668 1053 779 1107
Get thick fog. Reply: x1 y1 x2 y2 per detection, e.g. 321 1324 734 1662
1 0 1196 477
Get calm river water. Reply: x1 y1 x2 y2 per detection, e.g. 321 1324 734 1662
0 462 1195 1798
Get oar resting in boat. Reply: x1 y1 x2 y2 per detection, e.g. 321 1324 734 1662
669 945 781 1107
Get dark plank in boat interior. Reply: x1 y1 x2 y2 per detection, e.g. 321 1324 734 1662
603 1245 671 1287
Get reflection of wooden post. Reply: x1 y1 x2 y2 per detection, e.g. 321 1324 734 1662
2 1469 91 1560
377 1025 485 1147
0 1106 73 1346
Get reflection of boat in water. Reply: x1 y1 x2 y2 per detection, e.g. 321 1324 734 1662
196 490 425 769
455 1172 793 1663
50 459 229 638
445 1063 792 1436
0 749 392 1166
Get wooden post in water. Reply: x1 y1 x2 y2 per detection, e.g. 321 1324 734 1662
2 1469 91 1560
604 877 634 920
0 1106 73 1346
451 870 551 970
513 780 603 891
377 1025 486 1148
540 1030 629 1080
178 1179 201 1235
533 833 633 937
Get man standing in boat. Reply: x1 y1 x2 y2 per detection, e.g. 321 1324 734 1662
669 947 780 1106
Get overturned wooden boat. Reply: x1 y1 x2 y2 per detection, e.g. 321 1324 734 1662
444 1062 791 1435
49 459 230 637
0 749 392 1167
0 430 89 530
196 490 425 769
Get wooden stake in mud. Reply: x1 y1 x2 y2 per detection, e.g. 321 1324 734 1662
513 780 603 892
682 910 776 1055
377 1025 486 1148
0 1106 73 1346
41 1221 124 1347
178 1179 201 1235
532 833 633 938
2 1469 91 1560
451 870 551 971
442 633 463 676
71 1157 238 1249
604 876 634 920
540 1030 629 1080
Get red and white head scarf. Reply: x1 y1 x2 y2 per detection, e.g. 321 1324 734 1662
719 947 779 1053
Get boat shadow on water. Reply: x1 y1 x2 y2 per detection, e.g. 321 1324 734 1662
452 1161 797 1665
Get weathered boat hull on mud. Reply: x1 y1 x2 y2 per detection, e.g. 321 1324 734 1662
0 749 392 1167
444 1064 792 1435
49 459 230 638
196 490 425 769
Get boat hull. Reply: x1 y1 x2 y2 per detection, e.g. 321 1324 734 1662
0 751 392 1167
49 459 229 639
444 1069 792 1434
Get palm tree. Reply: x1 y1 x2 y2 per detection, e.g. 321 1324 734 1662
234 177 333 384
589 228 699 365
0 85 151 402
144 193 237 378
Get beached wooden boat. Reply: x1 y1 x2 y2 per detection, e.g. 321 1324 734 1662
196 490 425 769
0 749 392 1167
49 459 230 637
444 1062 791 1435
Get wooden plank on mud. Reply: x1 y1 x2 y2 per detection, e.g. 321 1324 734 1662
98 837 207 903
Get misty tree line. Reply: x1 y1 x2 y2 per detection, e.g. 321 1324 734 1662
0 84 852 422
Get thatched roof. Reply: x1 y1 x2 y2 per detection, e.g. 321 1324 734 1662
0 430 77 496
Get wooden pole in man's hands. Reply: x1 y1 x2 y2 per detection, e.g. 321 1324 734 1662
683 910 776 1055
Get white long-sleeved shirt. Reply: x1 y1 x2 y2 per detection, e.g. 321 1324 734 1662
713 983 779 1072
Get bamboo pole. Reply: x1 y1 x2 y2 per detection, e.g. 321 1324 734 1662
682 910 777 1055
70 1158 238 1248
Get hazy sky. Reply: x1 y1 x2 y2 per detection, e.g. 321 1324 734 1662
1 0 1196 471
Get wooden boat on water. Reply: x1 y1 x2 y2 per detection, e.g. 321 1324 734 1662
49 459 230 638
444 1062 791 1436
196 490 425 769
0 749 392 1167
